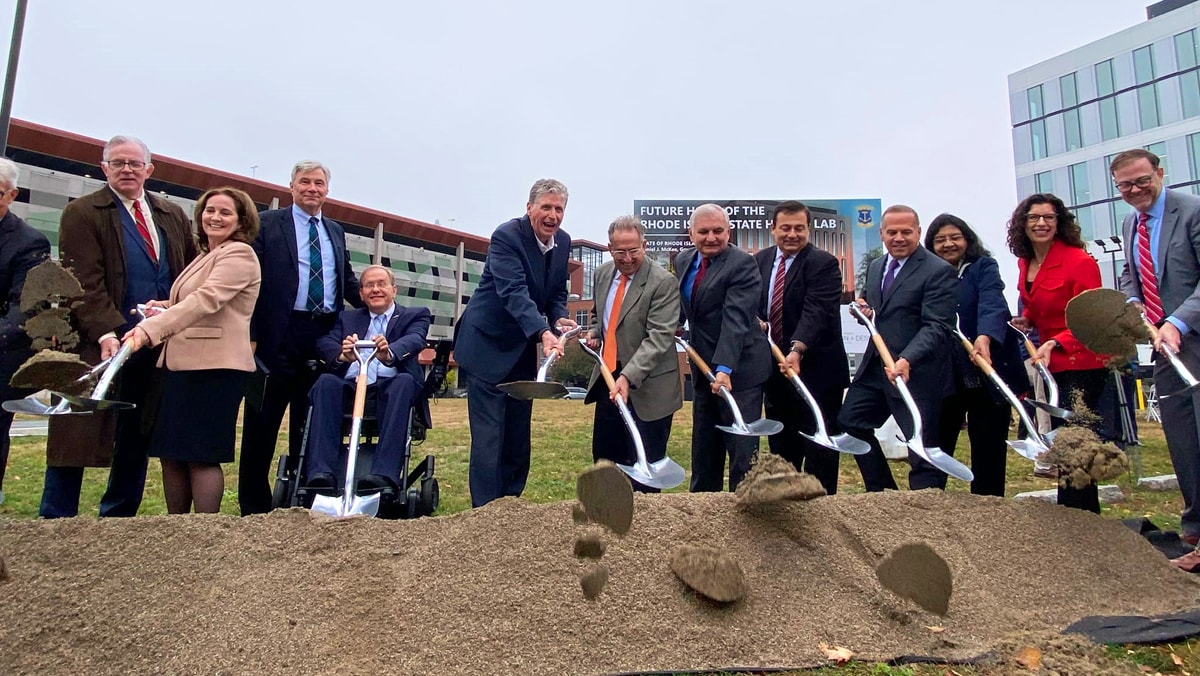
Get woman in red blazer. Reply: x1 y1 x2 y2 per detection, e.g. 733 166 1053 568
1008 192 1110 514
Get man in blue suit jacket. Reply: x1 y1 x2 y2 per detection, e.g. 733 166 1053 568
240 161 363 514
305 265 430 491
454 179 577 507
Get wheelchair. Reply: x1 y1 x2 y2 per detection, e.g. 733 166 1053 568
270 339 452 519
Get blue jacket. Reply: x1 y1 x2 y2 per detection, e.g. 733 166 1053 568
956 255 1030 398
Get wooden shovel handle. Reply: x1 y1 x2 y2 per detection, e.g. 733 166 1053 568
351 371 369 419
594 352 618 391
957 334 996 376
767 340 799 379
680 341 715 377
870 334 897 370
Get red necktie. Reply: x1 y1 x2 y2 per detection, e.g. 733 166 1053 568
1137 212 1163 324
132 199 158 266
769 255 787 342
693 256 709 292
602 274 627 373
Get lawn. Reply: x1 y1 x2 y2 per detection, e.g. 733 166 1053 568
2 399 1196 674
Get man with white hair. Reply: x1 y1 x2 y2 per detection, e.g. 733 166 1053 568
0 158 50 506
41 136 197 518
240 160 363 515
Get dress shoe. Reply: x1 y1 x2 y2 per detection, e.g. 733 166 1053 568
306 472 337 495
358 474 399 493
1034 465 1059 479
1172 549 1200 572
1183 532 1200 547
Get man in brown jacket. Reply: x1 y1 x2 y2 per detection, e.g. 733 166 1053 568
39 135 197 518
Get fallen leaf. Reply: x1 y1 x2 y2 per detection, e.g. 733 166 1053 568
1173 654 1184 667
818 642 854 665
1015 646 1042 670
927 625 946 634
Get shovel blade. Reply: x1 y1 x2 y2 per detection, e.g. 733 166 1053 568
55 392 136 413
718 420 784 437
348 493 380 517
310 493 343 517
1027 399 1073 419
3 393 73 416
1007 439 1049 462
496 381 569 400
904 440 975 483
310 492 380 518
1162 382 1200 399
804 431 872 456
616 457 687 490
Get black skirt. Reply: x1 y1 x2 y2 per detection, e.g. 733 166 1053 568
149 368 247 464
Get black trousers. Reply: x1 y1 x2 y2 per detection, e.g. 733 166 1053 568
238 310 336 515
763 370 842 495
590 388 673 493
837 361 948 491
1053 368 1108 514
689 373 762 493
936 385 1011 497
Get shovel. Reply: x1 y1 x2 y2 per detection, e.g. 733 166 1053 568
674 336 783 437
1007 321 1072 419
311 340 382 518
762 327 869 455
847 303 974 482
576 341 686 489
1144 317 1200 399
497 326 583 399
954 329 1050 461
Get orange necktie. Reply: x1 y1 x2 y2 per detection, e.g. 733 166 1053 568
602 274 627 373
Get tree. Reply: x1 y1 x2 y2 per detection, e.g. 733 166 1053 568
551 341 596 387
856 246 885 295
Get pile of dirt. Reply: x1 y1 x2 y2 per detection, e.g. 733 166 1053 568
2 491 1198 675
1042 426 1130 489
734 452 826 505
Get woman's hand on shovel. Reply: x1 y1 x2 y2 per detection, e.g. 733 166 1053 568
120 326 150 352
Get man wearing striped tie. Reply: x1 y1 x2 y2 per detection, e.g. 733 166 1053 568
1114 148 1200 547
583 216 682 492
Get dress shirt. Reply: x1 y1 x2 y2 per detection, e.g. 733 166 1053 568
766 251 795 313
292 204 337 312
345 303 398 383
1127 190 1187 333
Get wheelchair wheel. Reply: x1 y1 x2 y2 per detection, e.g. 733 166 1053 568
405 487 422 519
420 478 439 517
270 456 290 510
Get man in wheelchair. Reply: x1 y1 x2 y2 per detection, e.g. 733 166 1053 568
305 265 432 495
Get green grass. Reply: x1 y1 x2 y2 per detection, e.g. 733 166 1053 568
2 400 1198 673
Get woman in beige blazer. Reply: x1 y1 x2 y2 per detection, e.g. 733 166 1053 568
122 187 261 513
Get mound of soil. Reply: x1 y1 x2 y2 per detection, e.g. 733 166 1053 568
735 453 826 505
2 491 1199 675
1042 426 1130 489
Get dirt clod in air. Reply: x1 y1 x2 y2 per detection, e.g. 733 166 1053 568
9 351 92 394
735 453 827 505
574 532 606 559
580 564 608 600
575 461 633 535
570 503 588 525
23 308 78 351
876 542 953 616
1065 288 1149 366
19 259 83 314
1042 426 1130 490
670 544 747 603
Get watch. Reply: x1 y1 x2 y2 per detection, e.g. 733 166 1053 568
790 341 805 356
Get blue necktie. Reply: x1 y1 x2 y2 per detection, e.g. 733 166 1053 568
881 258 900 298
306 216 324 312
366 314 386 385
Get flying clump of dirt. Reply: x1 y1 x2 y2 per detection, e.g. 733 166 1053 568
1064 288 1149 367
735 453 826 506
9 351 91 394
19 260 83 314
23 308 77 351
670 544 747 603
1040 394 1129 490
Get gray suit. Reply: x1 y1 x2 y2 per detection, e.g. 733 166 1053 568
1119 188 1200 538
585 260 681 489
837 245 958 490
674 245 771 491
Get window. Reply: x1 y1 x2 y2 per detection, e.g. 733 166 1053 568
1035 171 1053 194
1179 32 1200 119
1031 119 1047 160
1096 59 1116 96
575 310 588 329
1060 73 1082 150
1027 85 1044 118
1134 46 1160 129
1105 154 1119 197
1177 29 1199 69
1190 133 1200 182
1060 73 1078 106
1074 204 1095 241
1099 98 1121 141
1069 163 1091 205
1146 141 1168 177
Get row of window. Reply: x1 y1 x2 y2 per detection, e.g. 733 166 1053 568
1022 29 1200 161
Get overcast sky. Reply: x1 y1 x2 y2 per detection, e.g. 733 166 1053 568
0 0 1152 292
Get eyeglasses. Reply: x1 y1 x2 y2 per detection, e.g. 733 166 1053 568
610 247 643 259
361 281 394 290
103 159 147 171
932 234 964 246
1025 214 1058 224
1114 175 1155 193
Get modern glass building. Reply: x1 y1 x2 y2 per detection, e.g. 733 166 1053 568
1008 0 1200 288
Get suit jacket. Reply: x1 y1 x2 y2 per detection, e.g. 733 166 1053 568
453 216 570 384
1017 239 1106 373
673 245 770 390
249 207 363 371
0 211 50 358
317 304 433 427
139 240 262 372
955 255 1029 396
754 244 849 390
856 246 958 400
1119 189 1200 330
585 260 682 421
58 187 197 364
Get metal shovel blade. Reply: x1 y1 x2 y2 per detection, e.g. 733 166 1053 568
802 431 872 456
2 391 74 416
54 392 136 413
907 440 975 483
1027 398 1073 419
718 417 784 437
310 491 380 518
616 457 687 490
1006 439 1050 461
496 380 569 400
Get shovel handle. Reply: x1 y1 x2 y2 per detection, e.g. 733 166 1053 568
1021 337 1039 362
677 339 717 382
351 371 369 419
594 349 618 391
956 333 996 377
767 340 799 379
870 334 897 371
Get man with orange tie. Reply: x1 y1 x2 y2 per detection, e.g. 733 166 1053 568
40 135 197 518
584 216 681 492
1114 148 1200 547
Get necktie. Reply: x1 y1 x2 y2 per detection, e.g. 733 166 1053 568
769 255 788 342
603 274 628 373
131 199 158 266
1137 212 1164 324
366 314 386 385
693 256 709 293
881 257 900 298
306 216 324 312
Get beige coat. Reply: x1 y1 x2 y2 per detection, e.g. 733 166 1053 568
139 240 261 372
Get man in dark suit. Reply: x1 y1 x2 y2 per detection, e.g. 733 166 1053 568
584 215 682 492
0 158 50 506
1114 148 1200 545
240 160 363 515
674 203 771 492
41 136 197 518
837 204 958 491
454 179 577 508
755 200 849 494
304 265 430 492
